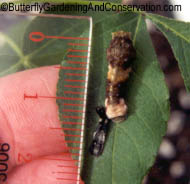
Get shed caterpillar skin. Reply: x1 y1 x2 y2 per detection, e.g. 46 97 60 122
89 106 111 156
105 31 136 123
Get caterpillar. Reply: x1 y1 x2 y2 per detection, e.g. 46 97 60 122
89 31 136 157
105 31 136 123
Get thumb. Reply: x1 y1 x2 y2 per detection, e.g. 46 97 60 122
0 66 84 184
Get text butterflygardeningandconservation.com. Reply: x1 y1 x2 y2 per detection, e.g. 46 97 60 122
0 2 182 13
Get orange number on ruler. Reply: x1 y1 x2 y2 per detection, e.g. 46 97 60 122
18 153 32 163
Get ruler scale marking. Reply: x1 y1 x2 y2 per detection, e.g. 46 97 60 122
28 16 92 184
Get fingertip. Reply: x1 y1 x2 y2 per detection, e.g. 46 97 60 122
0 66 69 168
6 153 84 184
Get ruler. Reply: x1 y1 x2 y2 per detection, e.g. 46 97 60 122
0 12 92 184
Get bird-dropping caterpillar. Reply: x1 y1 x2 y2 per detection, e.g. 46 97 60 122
89 31 136 157
105 31 136 123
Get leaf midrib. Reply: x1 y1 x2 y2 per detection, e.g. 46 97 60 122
110 13 142 184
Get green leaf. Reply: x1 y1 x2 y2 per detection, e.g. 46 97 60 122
22 15 90 67
0 2 115 76
146 13 190 92
0 13 92 77
0 20 30 77
0 3 170 183
56 12 169 184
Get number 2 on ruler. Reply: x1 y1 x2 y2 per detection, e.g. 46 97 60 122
18 153 33 163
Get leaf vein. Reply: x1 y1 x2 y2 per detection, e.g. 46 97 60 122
133 14 141 44
135 112 155 153
133 70 166 120
0 32 24 59
180 39 190 81
146 15 190 43
117 126 143 171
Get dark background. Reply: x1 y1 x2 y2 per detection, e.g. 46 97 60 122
125 1 190 184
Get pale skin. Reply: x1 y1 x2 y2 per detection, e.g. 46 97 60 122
0 66 84 184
